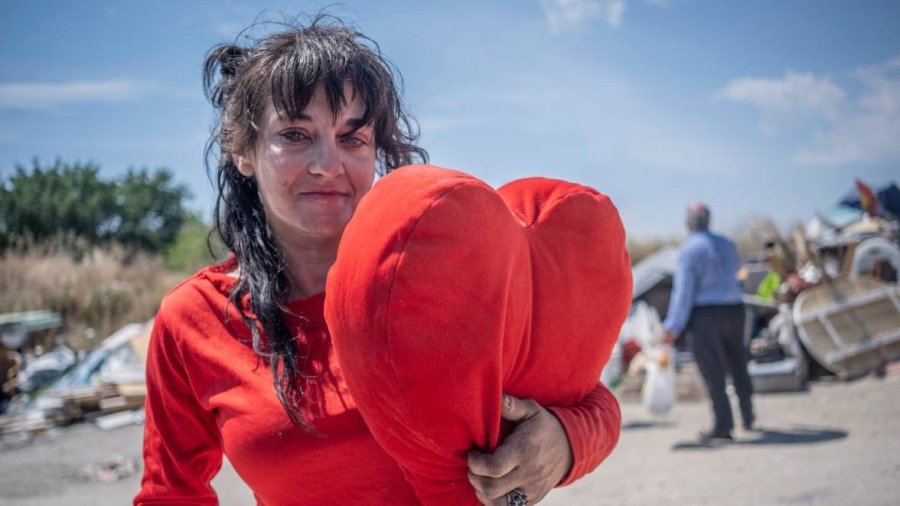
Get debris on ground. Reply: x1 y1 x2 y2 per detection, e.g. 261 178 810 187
17 344 76 392
80 455 139 483
95 408 145 431
0 320 152 444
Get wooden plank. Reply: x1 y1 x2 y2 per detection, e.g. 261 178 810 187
115 383 147 398
99 395 145 413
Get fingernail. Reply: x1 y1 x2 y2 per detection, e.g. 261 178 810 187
503 394 512 409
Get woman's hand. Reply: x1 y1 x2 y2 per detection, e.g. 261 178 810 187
467 394 573 505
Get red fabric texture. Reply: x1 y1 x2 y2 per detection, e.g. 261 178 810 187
134 265 420 505
326 165 632 505
546 385 622 486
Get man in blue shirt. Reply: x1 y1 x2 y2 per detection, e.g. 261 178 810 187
662 203 754 443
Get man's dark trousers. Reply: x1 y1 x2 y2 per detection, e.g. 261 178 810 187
688 304 754 433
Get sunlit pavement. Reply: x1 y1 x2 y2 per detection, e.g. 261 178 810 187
1 368 898 505
544 366 900 506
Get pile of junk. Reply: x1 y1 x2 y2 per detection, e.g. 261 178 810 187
0 313 152 444
606 179 900 403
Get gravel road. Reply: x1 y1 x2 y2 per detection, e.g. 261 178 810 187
2 368 898 505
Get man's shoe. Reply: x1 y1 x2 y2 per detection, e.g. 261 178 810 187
698 430 733 444
743 417 757 431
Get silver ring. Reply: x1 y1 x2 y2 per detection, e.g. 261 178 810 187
507 488 528 506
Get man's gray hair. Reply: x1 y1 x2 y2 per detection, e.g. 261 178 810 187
687 202 710 231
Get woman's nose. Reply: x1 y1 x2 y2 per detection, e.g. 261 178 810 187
308 141 345 178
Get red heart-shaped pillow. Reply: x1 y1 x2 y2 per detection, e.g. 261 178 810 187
325 165 631 504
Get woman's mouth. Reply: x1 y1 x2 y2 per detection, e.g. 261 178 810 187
300 191 350 204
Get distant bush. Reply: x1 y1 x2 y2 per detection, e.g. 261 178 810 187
163 215 227 274
0 159 192 256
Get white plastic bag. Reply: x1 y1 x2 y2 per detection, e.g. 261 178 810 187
641 343 676 415
631 301 664 350
600 341 623 387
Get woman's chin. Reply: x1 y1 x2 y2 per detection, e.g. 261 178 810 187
297 220 351 245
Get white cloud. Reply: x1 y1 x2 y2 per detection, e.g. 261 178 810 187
538 0 668 31
540 0 626 31
0 79 146 109
715 72 846 122
716 55 900 166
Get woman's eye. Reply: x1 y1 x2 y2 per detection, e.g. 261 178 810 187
340 135 368 149
280 131 310 144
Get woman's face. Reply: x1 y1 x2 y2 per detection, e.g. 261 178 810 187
237 84 377 249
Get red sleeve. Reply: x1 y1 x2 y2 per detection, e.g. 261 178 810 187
547 381 621 486
134 314 224 505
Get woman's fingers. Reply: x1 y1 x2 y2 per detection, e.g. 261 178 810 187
468 446 519 479
468 394 573 505
500 394 542 423
468 467 522 503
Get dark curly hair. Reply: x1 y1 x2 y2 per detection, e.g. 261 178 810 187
202 14 428 427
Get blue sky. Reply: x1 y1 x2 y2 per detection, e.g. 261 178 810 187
1 0 898 240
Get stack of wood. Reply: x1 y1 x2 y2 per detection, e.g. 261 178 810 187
99 383 147 413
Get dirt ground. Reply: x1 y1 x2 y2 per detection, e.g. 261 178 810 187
1 369 898 506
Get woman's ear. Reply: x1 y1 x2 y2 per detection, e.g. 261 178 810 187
236 154 255 177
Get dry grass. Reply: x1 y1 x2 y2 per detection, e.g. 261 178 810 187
626 237 681 265
0 247 186 350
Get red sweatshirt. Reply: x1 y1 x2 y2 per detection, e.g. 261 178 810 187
135 260 620 505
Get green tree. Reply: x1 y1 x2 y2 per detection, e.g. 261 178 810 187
163 214 227 273
0 159 116 249
114 167 192 254
0 159 192 255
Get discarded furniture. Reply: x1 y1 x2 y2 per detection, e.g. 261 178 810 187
794 278 900 379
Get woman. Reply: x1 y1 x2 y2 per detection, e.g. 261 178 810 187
135 16 622 506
